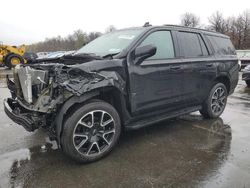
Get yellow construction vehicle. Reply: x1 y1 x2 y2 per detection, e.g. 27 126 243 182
0 43 27 69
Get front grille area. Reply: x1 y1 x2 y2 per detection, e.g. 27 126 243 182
17 67 33 103
15 66 48 104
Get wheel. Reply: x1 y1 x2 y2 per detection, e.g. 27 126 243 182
200 83 228 119
61 100 121 163
246 80 250 87
5 54 24 69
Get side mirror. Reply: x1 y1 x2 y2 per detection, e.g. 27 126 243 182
134 44 156 65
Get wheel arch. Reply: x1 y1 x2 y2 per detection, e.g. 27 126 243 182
214 74 231 94
55 86 130 146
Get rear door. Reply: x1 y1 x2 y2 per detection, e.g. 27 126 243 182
176 31 212 106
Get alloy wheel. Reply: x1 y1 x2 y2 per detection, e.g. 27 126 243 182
72 110 116 157
211 87 227 115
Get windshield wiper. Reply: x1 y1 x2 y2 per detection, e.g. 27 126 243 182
64 53 103 60
102 52 119 59
73 52 100 57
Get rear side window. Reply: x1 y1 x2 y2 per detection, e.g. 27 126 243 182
206 35 236 55
139 31 175 60
178 32 208 58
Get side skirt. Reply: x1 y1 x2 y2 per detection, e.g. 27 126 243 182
125 105 202 130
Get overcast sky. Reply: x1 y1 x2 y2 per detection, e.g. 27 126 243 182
0 0 249 45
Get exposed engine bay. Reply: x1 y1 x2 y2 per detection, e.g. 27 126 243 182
5 61 125 134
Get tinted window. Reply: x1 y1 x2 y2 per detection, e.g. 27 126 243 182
207 35 236 55
198 35 209 56
178 32 206 58
139 31 175 60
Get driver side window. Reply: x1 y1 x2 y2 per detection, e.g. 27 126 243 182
139 31 175 60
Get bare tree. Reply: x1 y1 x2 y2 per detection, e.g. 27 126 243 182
27 30 103 52
208 11 226 33
180 12 200 27
72 30 86 49
86 32 102 43
233 15 245 49
241 10 250 49
224 17 237 45
27 10 250 52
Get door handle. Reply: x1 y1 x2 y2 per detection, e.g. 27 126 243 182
206 63 213 67
170 66 181 70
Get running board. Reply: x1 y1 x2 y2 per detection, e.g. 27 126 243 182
125 105 202 130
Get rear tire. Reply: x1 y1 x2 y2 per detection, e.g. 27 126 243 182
61 100 121 163
200 83 228 119
246 80 250 87
5 54 24 69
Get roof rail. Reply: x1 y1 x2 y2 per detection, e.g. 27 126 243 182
163 24 218 34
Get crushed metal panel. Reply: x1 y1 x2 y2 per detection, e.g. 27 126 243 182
17 65 48 103
55 66 126 96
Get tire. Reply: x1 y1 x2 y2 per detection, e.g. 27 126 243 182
5 54 24 69
200 83 228 119
246 80 250 87
61 100 121 163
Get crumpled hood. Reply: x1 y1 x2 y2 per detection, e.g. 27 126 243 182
36 53 124 72
55 58 126 95
54 64 126 96
25 55 127 97
70 58 124 72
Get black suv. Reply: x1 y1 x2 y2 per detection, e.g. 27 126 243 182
4 25 239 163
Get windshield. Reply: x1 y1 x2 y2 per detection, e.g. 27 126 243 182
75 29 144 57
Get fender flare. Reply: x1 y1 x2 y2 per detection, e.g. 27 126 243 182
216 72 231 80
214 71 239 96
214 72 231 87
55 90 100 146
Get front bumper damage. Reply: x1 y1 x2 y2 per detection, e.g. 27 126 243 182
4 63 125 136
5 74 49 132
4 98 40 131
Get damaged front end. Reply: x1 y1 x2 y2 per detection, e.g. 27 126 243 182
4 63 125 137
4 65 58 132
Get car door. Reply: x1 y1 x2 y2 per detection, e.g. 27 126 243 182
127 30 187 115
176 31 213 106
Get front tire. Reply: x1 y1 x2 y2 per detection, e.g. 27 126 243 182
200 83 228 119
61 100 121 163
